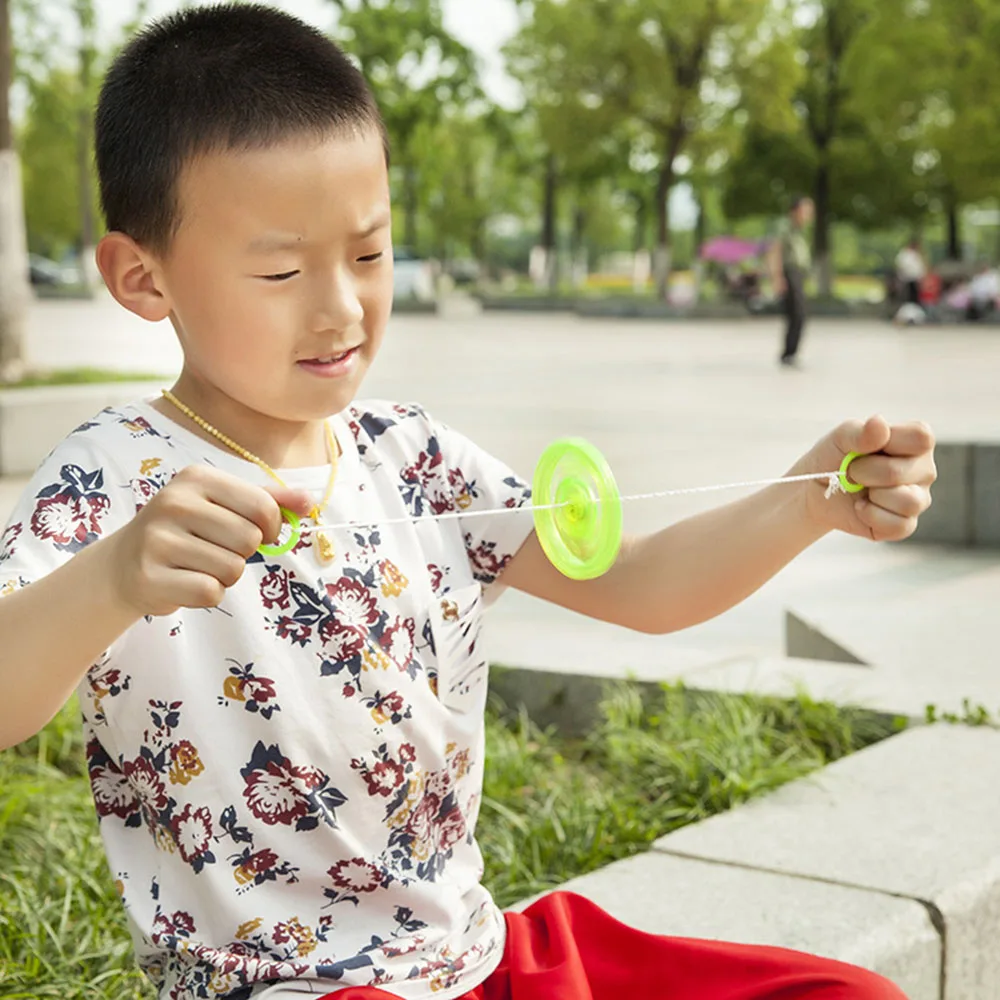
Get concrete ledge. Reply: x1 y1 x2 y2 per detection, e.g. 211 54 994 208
972 445 1000 545
909 443 973 546
654 725 1000 1000
906 441 1000 548
0 381 166 476
488 655 903 736
515 852 939 1000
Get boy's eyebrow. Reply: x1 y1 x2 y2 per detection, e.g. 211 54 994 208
246 216 391 253
247 233 306 253
350 214 392 240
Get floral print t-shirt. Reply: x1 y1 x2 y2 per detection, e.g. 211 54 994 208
0 399 534 1000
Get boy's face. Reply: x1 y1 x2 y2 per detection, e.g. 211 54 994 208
158 129 392 425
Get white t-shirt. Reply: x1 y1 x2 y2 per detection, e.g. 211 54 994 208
0 399 534 1000
895 248 926 283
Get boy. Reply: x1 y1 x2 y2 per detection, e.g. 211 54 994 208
0 5 935 999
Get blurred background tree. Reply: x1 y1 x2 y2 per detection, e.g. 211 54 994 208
3 0 1000 311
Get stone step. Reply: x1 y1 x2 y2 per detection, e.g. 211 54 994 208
652 724 1000 1000
516 852 939 1000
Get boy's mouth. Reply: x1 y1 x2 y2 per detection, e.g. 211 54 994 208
297 347 360 378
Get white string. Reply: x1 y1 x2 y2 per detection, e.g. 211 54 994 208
296 470 846 535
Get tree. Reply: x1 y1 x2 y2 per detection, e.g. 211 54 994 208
14 0 148 272
722 0 935 292
74 0 97 278
0 0 30 383
328 0 479 252
845 0 1000 259
509 0 799 300
417 107 533 271
20 68 86 256
506 6 648 292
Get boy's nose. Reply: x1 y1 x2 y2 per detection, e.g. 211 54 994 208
314 269 364 332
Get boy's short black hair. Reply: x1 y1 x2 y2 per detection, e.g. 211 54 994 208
95 3 387 253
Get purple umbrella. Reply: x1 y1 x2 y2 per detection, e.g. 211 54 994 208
699 236 766 264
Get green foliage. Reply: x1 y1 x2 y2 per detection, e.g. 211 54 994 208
925 699 999 728
19 68 96 256
0 700 154 998
10 0 1000 276
507 0 802 296
480 682 901 907
6 367 166 388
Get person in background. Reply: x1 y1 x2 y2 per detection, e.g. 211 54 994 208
768 196 814 368
895 237 926 306
966 261 1000 321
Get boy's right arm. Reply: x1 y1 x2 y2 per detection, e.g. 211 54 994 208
0 466 312 751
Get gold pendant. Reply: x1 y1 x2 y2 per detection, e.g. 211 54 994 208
315 529 336 566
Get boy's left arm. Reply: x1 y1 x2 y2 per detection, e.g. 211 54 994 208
501 416 936 635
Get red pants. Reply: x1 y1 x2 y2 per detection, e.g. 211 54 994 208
327 892 907 999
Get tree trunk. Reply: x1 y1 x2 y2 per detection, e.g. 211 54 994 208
540 152 558 293
403 164 418 251
692 191 707 304
694 189 707 250
0 0 29 384
78 43 95 286
946 195 961 260
654 158 674 302
632 193 649 294
813 157 833 298
471 219 486 274
570 204 587 290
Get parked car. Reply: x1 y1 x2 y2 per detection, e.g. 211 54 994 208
392 247 435 302
28 254 81 287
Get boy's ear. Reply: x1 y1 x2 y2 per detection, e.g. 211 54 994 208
95 232 173 323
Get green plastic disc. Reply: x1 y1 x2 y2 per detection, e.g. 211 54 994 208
258 508 302 558
532 438 623 580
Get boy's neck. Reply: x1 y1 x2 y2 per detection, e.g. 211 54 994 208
153 380 338 470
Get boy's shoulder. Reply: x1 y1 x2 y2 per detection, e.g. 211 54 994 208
44 401 178 468
344 399 441 458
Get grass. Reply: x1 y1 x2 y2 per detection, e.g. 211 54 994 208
0 684 903 997
2 368 167 390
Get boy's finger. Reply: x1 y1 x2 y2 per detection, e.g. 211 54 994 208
866 484 930 519
846 454 934 490
264 486 317 519
833 415 891 458
882 421 936 457
854 498 918 542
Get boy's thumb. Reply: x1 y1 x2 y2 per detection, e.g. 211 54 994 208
263 485 316 519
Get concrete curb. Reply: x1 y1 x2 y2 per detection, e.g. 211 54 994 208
514 851 940 1000
649 725 1000 1000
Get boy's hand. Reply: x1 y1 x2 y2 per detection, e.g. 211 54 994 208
791 415 936 541
107 466 314 618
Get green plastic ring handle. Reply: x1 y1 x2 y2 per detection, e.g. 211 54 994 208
532 438 623 580
258 508 302 558
839 452 865 494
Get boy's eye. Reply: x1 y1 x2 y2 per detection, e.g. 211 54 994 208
260 270 300 282
358 252 384 264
